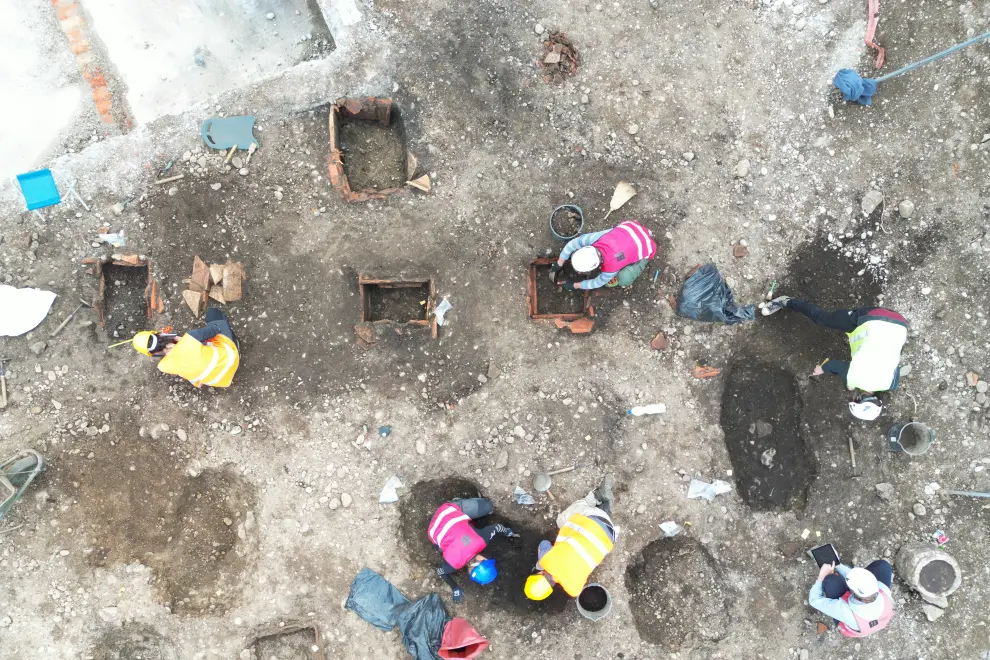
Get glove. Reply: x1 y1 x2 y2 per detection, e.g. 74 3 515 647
505 527 517 538
452 587 464 603
561 280 577 291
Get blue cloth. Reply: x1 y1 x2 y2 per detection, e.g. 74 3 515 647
834 69 877 106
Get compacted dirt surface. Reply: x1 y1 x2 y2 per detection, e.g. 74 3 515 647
2 0 990 659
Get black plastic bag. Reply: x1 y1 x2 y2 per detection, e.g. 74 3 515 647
676 264 754 324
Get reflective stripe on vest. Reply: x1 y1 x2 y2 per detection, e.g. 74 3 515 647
427 503 487 570
845 319 907 392
538 514 614 597
157 334 239 388
838 590 894 637
594 221 657 273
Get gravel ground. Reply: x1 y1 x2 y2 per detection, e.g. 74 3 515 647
1 0 989 658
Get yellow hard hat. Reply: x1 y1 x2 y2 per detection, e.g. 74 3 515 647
131 331 157 357
524 574 553 601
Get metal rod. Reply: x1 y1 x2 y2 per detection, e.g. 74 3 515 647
947 490 990 498
875 30 990 82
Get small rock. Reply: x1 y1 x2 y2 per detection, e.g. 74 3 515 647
627 124 639 136
921 603 944 622
29 341 47 356
495 449 509 470
0 616 11 627
98 607 120 624
329 497 341 510
231 156 243 168
978 381 989 393
230 425 242 435
186 460 203 478
682 151 695 162
795 17 806 29
650 332 668 351
875 483 895 502
341 493 353 508
415 440 426 455
580 94 589 104
755 420 773 437
861 189 884 216
734 159 751 178
245 511 255 531
733 245 749 258
176 429 187 442
913 502 927 517
52 400 62 411
266 12 275 19
700 532 714 544
900 364 912 377
211 183 222 191
897 199 915 219
513 425 526 438
534 23 544 35
799 650 809 660
636 504 647 514
921 287 932 295
966 372 980 387
239 168 249 176
792 4 804 13
274 190 283 201
977 392 987 405
477 374 488 384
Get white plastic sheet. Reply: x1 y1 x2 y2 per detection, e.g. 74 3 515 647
686 478 733 502
0 285 56 336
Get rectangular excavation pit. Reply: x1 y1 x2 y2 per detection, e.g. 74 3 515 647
88 255 161 342
359 275 437 338
328 97 409 203
249 621 325 660
527 257 592 320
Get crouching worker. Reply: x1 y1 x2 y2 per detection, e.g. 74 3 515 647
132 308 240 388
428 497 517 603
525 476 616 601
551 221 657 291
809 559 895 637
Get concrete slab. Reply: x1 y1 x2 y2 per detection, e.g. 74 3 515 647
82 0 334 123
0 0 95 180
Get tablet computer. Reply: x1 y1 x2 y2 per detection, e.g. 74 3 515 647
810 543 840 568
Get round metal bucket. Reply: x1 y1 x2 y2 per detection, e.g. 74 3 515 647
576 583 612 621
550 205 584 241
888 422 935 456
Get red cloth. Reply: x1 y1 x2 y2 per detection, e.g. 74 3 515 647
439 618 489 659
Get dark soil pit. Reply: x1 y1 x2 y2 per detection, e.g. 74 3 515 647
88 625 177 660
339 115 406 191
368 283 431 323
550 206 582 239
534 264 587 315
102 263 149 342
720 360 814 511
398 478 571 618
625 537 732 650
252 624 323 660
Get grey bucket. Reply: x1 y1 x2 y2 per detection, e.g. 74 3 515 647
888 422 935 456
549 205 584 241
576 583 612 621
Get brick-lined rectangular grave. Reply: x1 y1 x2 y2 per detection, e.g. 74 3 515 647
527 257 591 320
328 97 409 203
86 254 162 342
358 274 437 338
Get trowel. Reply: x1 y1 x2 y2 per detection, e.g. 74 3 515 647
532 465 579 501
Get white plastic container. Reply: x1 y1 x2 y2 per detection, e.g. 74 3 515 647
627 403 666 416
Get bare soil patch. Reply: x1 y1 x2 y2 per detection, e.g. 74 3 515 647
534 263 586 315
720 360 813 511
102 263 149 342
88 625 177 660
625 537 731 650
253 627 320 660
339 115 406 191
398 478 570 618
368 283 430 322
52 429 256 614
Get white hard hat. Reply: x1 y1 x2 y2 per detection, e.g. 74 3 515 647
849 397 882 421
571 246 601 273
846 567 880 599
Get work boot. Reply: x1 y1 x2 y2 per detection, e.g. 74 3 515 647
761 296 792 317
596 475 615 515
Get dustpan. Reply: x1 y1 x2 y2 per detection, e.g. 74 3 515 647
603 182 636 221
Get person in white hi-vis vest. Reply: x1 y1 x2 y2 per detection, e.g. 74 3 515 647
762 296 907 419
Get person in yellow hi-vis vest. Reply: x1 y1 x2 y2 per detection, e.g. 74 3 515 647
131 308 240 388
762 296 907 420
524 476 616 601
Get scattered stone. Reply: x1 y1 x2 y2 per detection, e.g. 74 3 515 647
913 502 927 517
52 400 62 411
495 449 509 469
650 332 668 351
230 425 243 435
210 183 222 191
921 603 945 622
477 374 488 384
341 493 353 508
231 156 243 168
977 392 987 405
755 420 773 437
898 199 915 219
29 341 47 356
329 497 341 510
900 364 912 377
682 151 695 162
580 94 589 104
795 17 806 29
98 607 120 624
176 429 187 442
966 372 980 387
875 483 895 503
415 440 426 455
977 381 989 393
627 124 639 136
734 159 751 178
921 287 932 295
513 425 526 439
700 532 714 544
816 622 828 634
534 22 544 34
792 4 804 13
636 504 647 514
861 189 884 216
799 650 809 660
733 245 749 258
0 616 11 628
266 12 275 19
239 168 249 176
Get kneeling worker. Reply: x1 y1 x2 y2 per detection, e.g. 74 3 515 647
763 296 906 419
809 559 895 637
551 221 657 290
525 476 616 601
428 497 516 603
132 308 240 388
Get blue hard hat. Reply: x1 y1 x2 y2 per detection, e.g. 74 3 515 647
469 558 498 585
